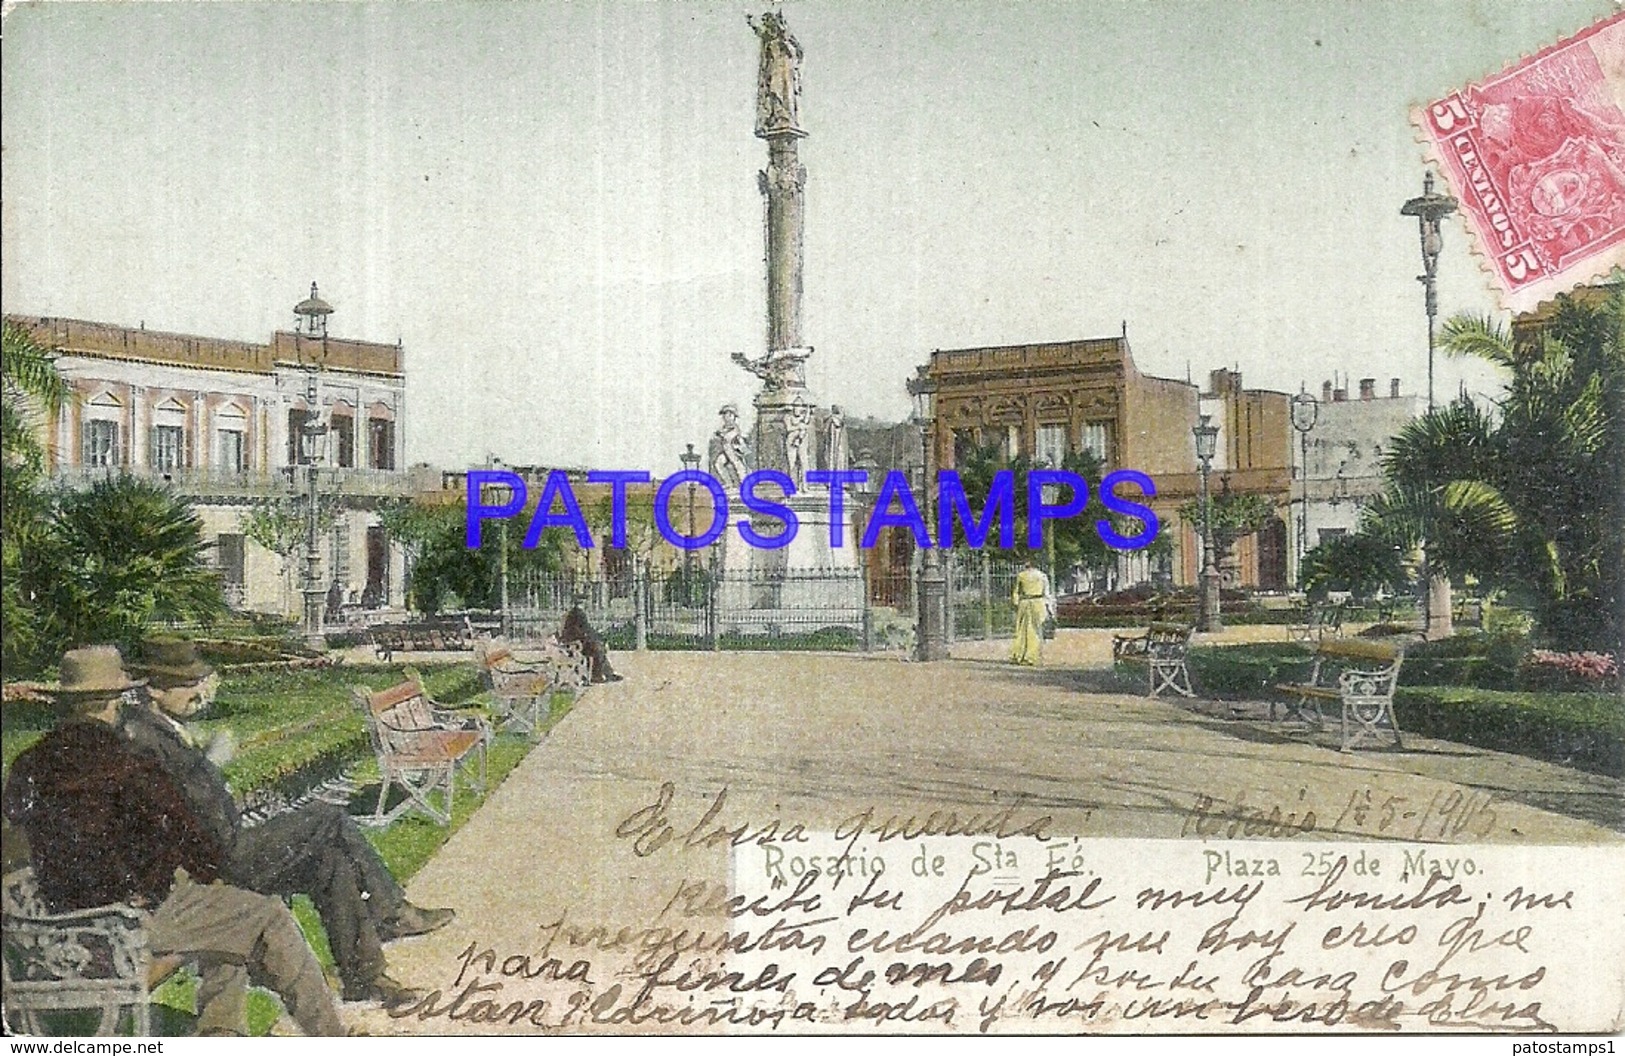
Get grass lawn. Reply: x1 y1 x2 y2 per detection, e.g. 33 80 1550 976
2 660 574 1036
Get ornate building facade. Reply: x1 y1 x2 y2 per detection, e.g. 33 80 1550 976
10 313 415 617
919 336 1295 591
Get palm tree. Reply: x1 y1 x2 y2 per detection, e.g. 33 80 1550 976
49 475 227 648
2 321 74 672
1368 287 1625 650
2 321 73 517
1364 397 1515 634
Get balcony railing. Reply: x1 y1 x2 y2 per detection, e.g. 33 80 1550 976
51 463 415 499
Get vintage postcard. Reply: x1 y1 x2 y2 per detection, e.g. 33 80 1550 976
2 0 1621 1044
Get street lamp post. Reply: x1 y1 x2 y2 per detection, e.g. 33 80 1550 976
1289 387 1319 588
293 283 332 652
1401 171 1460 640
854 455 877 652
680 443 701 606
1400 171 1459 413
909 370 949 661
486 455 512 638
1193 415 1222 633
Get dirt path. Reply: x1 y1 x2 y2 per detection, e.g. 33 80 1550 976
350 645 1622 1033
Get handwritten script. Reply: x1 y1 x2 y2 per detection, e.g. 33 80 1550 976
388 832 1621 1033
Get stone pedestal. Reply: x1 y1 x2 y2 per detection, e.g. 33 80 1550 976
716 491 864 636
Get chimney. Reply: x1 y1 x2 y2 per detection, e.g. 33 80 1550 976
1390 378 1401 398
1333 383 1347 402
1359 378 1376 400
1322 380 1333 403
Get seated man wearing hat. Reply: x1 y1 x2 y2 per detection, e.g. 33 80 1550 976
3 646 344 1035
120 637 452 1005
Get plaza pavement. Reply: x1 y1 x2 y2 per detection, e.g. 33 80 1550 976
350 629 1622 1033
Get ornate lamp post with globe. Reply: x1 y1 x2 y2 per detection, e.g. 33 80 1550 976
1401 170 1460 639
1401 171 1458 413
293 283 332 651
1193 415 1222 633
484 454 513 638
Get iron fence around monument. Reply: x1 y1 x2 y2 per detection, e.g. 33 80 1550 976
503 558 1045 652
945 551 1023 641
506 565 871 652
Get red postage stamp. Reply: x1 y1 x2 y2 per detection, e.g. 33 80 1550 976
1417 12 1625 311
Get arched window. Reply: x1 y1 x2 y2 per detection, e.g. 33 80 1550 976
330 400 355 468
367 401 396 470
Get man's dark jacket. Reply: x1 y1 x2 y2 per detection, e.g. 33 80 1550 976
118 704 240 854
2 722 226 912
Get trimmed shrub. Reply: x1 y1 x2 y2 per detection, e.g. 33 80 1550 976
1396 687 1623 777
1186 643 1313 698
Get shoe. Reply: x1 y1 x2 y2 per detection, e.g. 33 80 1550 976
378 902 455 941
342 971 424 1007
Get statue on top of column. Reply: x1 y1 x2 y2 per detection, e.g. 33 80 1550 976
749 10 803 138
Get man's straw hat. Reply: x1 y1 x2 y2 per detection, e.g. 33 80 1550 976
50 646 145 698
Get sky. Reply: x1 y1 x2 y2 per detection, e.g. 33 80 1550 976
2 0 1617 473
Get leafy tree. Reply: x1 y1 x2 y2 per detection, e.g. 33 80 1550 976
379 496 567 615
946 442 1133 579
1299 532 1408 602
1177 484 1277 579
1 321 73 494
243 496 339 618
2 322 73 671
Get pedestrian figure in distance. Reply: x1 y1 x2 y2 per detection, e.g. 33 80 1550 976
561 601 620 683
1010 557 1055 666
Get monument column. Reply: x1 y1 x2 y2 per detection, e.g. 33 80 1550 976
762 138 806 352
731 10 813 479
710 11 862 633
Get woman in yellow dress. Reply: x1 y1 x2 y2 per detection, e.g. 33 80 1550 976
1010 559 1054 665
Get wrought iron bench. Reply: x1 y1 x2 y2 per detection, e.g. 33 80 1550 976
2 868 188 1036
1273 638 1405 751
1112 622 1196 698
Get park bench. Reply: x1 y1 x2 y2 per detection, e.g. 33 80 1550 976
1 867 188 1036
1287 601 1345 643
1112 622 1195 698
472 638 589 735
369 616 477 662
351 676 489 826
1272 638 1405 751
